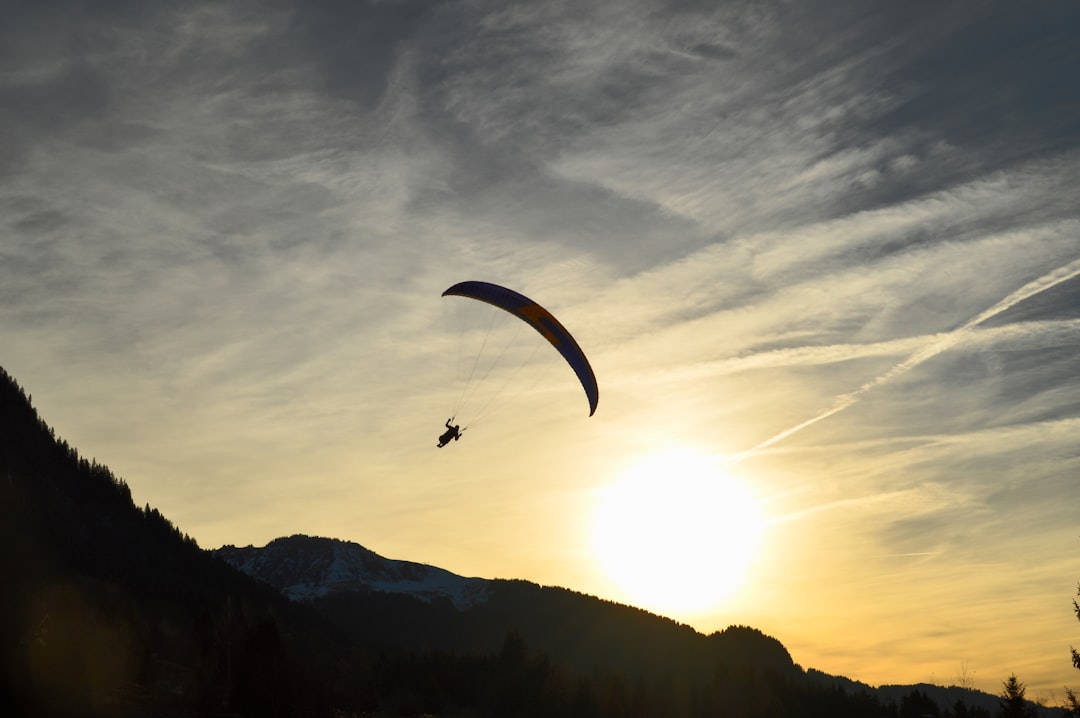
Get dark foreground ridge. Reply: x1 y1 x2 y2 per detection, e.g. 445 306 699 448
0 366 1058 717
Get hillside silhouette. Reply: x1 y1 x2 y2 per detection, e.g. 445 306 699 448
0 367 357 715
216 535 796 682
0 365 1029 717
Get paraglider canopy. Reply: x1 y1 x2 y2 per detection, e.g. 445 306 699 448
442 280 599 416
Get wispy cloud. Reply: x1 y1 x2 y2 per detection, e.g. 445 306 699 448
743 255 1080 454
2 0 1079 697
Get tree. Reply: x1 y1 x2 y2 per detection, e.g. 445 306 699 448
1066 583 1080 717
1065 689 1080 718
998 673 1034 718
901 689 940 718
1073 582 1080 673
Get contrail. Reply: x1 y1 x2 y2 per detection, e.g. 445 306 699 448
738 256 1080 459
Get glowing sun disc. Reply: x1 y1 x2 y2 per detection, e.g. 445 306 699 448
592 449 764 615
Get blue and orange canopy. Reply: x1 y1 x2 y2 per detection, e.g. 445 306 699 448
442 281 599 416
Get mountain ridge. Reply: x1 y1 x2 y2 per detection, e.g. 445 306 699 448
213 534 1062 717
2 364 1064 717
215 534 492 608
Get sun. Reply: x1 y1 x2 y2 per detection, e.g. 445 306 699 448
591 448 764 616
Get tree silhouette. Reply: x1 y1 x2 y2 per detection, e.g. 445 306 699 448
998 673 1034 718
901 688 940 717
1065 582 1080 716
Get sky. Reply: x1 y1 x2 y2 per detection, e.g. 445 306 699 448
3 0 1080 700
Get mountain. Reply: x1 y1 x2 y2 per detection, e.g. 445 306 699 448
0 364 811 716
215 535 798 679
0 367 363 716
2 364 1064 717
806 666 1065 718
219 536 1064 718
223 538 1063 717
876 682 1066 718
215 535 491 608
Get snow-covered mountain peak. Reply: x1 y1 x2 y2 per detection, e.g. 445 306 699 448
214 534 491 609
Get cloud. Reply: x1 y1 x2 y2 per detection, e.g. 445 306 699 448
2 0 1079 695
743 253 1080 454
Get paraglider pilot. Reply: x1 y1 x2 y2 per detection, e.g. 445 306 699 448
437 418 462 448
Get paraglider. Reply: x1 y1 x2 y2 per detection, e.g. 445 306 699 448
437 280 598 446
437 418 462 448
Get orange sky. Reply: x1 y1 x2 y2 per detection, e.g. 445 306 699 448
3 0 1079 701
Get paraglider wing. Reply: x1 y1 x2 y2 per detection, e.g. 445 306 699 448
442 280 599 416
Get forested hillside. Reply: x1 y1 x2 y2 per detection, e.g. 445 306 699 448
1 366 1022 717
0 367 347 715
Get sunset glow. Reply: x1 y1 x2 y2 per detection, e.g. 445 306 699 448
592 450 764 615
2 0 1078 699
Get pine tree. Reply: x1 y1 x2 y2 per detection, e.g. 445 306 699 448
1065 582 1080 717
998 673 1034 718
1073 582 1080 673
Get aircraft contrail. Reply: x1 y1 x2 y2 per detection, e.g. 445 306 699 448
738 256 1080 459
